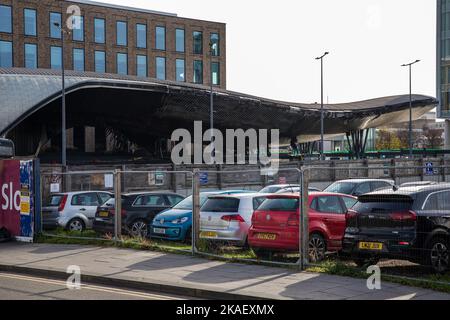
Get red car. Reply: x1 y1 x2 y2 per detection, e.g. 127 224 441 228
248 192 357 262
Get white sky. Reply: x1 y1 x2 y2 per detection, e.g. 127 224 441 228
95 0 436 104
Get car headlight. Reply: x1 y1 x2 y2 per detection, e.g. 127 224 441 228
171 217 189 224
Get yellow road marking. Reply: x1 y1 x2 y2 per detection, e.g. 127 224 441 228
0 273 184 300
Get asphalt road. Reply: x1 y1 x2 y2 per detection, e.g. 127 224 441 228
0 272 189 300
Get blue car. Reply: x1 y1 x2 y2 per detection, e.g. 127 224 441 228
150 190 253 242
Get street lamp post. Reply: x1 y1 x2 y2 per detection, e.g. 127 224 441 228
54 22 70 168
316 52 329 161
401 59 420 158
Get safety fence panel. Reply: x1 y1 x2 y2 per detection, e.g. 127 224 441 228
302 164 450 285
192 167 305 267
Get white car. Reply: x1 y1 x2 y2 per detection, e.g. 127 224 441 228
42 191 113 231
199 193 269 246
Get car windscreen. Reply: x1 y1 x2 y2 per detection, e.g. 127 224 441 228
258 198 299 212
173 194 211 210
353 198 413 214
259 186 282 193
324 182 356 194
102 196 128 207
201 198 240 213
46 194 64 206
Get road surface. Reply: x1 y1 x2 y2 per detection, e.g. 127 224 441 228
0 272 190 300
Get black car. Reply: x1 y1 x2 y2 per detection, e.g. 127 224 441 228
343 184 450 273
324 179 395 196
93 192 185 237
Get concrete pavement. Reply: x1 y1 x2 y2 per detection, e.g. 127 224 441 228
0 242 449 300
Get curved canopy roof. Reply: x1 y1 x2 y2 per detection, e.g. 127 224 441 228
0 68 437 143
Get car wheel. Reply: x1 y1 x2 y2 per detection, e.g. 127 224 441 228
67 218 85 232
253 248 272 260
353 257 379 268
129 220 148 238
428 237 449 274
308 233 327 263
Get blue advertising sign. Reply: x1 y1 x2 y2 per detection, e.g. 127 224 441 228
199 172 208 185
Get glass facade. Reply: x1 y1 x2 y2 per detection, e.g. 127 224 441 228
210 33 220 56
73 48 85 71
136 24 147 48
95 50 106 73
117 53 127 75
0 41 12 68
94 18 105 43
50 46 62 69
156 26 166 50
50 12 62 39
72 16 84 41
156 57 166 80
24 43 37 68
24 9 37 36
193 31 203 54
116 21 127 46
193 60 203 84
136 55 147 77
0 5 12 33
211 62 220 85
439 0 450 118
176 29 185 52
176 59 185 82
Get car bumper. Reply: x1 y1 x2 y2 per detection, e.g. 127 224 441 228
248 227 299 252
92 219 115 235
150 223 189 241
42 217 59 230
199 226 247 245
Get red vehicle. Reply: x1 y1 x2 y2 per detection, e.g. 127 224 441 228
248 192 357 262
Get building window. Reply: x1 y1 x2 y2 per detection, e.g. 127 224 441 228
116 21 127 46
210 33 220 56
95 50 106 73
50 12 62 39
211 62 220 85
193 31 203 54
117 53 127 75
136 55 147 77
0 5 12 34
136 24 147 49
193 60 203 84
155 26 166 50
24 9 37 36
0 41 12 68
72 16 84 42
94 18 105 44
50 46 62 69
176 59 185 82
73 48 84 71
176 29 185 53
156 57 166 80
24 43 37 69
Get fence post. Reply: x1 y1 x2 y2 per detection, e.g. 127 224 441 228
441 158 446 183
300 167 309 270
114 169 122 241
217 164 223 190
171 163 177 193
192 169 200 255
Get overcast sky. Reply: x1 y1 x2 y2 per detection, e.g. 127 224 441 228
96 0 436 104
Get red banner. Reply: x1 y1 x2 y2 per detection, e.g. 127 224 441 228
0 160 21 236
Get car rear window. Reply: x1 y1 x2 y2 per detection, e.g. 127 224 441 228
258 198 299 212
201 198 240 213
353 198 413 214
253 196 267 210
46 194 65 206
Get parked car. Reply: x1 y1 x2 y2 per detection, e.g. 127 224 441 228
275 186 322 194
150 190 253 242
342 184 450 273
400 181 438 188
199 193 270 246
260 184 321 193
248 192 357 262
42 191 114 231
92 192 185 237
324 179 395 196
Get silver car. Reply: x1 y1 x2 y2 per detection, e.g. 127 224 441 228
42 191 113 231
199 193 269 246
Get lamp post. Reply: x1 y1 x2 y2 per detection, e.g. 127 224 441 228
316 52 329 161
54 22 70 168
401 59 420 158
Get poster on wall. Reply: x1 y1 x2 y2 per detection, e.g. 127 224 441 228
0 159 36 242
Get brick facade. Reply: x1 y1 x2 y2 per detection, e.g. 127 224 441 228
0 0 226 88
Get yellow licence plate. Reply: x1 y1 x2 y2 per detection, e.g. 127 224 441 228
359 242 383 250
200 231 218 238
256 233 277 240
99 211 109 218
